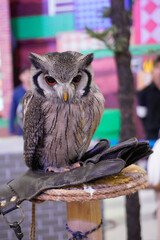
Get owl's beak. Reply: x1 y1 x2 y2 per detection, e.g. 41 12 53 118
63 92 68 102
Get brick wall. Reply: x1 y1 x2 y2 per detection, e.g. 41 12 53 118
0 0 13 118
0 137 104 240
0 149 68 239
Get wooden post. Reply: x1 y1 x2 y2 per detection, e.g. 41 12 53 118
66 200 102 240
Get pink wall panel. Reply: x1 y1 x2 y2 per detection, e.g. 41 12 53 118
92 57 119 109
93 57 118 95
0 0 13 118
133 0 160 44
14 39 56 76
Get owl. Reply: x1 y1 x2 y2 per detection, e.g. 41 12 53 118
23 51 104 172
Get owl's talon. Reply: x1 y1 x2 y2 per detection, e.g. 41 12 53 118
45 166 70 173
69 162 80 169
45 163 80 173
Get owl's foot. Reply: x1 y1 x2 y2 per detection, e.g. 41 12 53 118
45 166 70 173
69 162 80 169
45 163 80 173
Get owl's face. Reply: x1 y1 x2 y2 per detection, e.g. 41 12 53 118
29 51 95 103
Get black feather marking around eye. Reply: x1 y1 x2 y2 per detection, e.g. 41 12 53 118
33 71 45 97
82 69 92 97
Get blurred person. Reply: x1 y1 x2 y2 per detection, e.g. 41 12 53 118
136 56 160 140
147 139 160 237
9 67 30 135
139 57 160 225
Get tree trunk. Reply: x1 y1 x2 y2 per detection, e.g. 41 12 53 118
110 1 141 240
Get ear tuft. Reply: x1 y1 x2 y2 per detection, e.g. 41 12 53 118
79 53 94 69
29 52 45 70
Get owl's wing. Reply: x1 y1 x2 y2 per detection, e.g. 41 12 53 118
23 90 34 120
23 91 44 169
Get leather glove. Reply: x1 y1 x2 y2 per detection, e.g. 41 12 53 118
80 137 152 166
0 138 152 215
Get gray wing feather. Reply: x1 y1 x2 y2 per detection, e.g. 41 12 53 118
22 91 44 169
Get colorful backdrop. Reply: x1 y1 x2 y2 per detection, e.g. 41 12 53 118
1 0 160 119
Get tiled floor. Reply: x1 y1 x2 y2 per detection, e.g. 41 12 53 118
103 189 157 240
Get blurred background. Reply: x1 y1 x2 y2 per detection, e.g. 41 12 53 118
0 0 160 239
1 0 160 140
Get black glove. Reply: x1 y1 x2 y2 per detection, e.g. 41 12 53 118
0 138 152 215
80 138 110 162
80 137 152 166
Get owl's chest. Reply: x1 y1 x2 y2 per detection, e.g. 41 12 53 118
43 102 88 138
41 98 102 166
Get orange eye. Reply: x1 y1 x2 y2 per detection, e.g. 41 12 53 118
45 76 57 85
72 74 81 84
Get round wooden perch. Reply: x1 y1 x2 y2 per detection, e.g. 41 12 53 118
35 165 148 239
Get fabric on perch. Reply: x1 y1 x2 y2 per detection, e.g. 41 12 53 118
0 137 152 215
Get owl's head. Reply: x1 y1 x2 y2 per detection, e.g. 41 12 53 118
29 51 95 103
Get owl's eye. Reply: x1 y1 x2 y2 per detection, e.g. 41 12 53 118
72 75 81 84
45 76 57 85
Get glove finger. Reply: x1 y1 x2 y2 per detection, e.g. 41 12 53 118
78 139 110 165
125 143 153 166
115 141 152 166
99 144 136 163
80 139 110 162
116 143 148 162
103 137 138 155
117 147 137 162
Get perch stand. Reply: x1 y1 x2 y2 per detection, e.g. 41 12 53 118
35 165 148 240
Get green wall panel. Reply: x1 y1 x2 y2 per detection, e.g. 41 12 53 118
0 119 8 128
93 109 121 140
11 14 75 39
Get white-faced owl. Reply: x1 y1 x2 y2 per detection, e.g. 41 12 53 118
23 51 104 172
